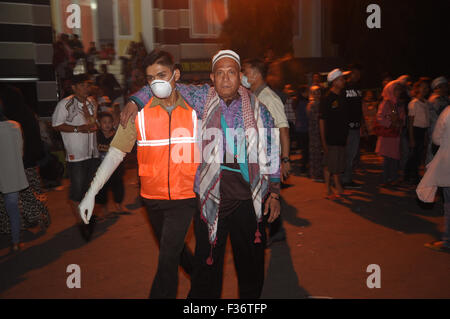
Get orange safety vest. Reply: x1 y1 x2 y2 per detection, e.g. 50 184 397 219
135 97 199 200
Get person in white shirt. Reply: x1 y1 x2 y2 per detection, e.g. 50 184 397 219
241 59 290 179
52 73 99 239
417 105 450 252
241 58 288 245
405 79 431 184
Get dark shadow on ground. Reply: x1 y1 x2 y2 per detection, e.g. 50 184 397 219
261 239 309 298
329 154 443 239
259 193 310 298
0 228 47 251
280 197 311 228
0 216 119 293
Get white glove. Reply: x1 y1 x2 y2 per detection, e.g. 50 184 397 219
78 147 126 224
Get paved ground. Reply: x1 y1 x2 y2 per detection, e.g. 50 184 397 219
0 153 449 299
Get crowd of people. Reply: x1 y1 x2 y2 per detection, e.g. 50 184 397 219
290 69 449 192
287 68 449 253
0 32 139 250
1 38 448 299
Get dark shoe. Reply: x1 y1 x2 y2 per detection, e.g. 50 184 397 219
343 181 362 189
79 216 96 242
78 223 90 241
87 216 96 238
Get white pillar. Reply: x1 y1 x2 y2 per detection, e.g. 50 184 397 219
141 0 154 51
293 0 322 58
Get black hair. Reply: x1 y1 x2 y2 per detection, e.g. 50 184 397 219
71 73 90 85
298 84 309 95
348 63 363 71
142 50 175 74
413 78 431 95
242 58 268 79
97 111 113 121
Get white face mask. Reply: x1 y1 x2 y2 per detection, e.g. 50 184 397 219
150 71 175 99
241 75 251 89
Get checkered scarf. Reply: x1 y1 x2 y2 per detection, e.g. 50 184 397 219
198 86 269 264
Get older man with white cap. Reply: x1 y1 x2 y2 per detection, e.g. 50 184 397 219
120 49 281 299
427 76 450 163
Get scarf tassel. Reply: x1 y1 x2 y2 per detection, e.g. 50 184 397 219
206 244 214 265
254 221 262 244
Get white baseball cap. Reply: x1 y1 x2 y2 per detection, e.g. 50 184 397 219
212 50 241 71
327 68 350 83
431 76 448 90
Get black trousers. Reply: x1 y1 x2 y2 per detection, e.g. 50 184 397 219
405 127 427 181
96 164 124 205
189 200 266 299
143 198 196 299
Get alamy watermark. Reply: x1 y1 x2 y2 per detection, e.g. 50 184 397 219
366 264 381 288
66 4 81 29
366 4 381 29
153 126 281 175
66 264 81 289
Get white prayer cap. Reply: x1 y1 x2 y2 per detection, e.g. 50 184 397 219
211 50 240 71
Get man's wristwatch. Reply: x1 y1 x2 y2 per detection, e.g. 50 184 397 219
281 157 290 164
73 126 78 133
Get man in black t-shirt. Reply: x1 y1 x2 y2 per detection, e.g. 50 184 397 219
342 64 363 189
319 69 350 198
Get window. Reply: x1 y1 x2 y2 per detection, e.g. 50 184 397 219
190 0 228 38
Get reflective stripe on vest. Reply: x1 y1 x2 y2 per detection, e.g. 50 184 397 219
134 99 199 200
136 106 197 146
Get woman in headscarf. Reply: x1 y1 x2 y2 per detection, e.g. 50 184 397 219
375 80 406 186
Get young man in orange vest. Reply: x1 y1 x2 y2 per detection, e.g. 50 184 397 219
78 50 199 298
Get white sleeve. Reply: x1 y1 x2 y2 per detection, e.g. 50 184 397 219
432 106 450 145
86 147 125 197
52 101 69 127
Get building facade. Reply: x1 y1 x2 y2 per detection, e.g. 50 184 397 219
0 0 57 116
